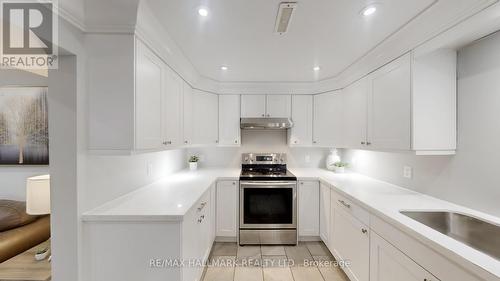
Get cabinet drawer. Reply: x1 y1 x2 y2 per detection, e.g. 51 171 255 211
333 191 370 226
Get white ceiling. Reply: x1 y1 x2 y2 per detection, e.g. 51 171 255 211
146 0 490 83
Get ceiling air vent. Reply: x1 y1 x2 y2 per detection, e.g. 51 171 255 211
274 2 297 35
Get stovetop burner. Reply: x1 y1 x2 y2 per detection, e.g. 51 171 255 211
240 153 297 181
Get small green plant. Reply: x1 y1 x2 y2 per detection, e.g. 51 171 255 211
333 162 349 168
188 155 199 163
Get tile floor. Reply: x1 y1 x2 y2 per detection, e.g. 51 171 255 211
203 242 350 281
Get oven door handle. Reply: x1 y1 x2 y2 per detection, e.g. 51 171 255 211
240 181 297 186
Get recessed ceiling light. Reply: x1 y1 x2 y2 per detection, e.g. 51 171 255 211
198 8 208 17
361 6 377 16
221 66 228 70
313 66 320 71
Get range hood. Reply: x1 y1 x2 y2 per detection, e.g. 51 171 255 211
240 118 293 130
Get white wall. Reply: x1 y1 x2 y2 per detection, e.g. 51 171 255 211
188 130 330 168
0 69 49 200
342 31 500 217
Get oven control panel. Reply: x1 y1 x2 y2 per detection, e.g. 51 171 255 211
242 153 287 164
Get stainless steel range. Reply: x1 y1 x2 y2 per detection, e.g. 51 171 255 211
239 153 297 245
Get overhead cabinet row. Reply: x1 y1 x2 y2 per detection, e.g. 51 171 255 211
89 37 456 155
289 50 457 155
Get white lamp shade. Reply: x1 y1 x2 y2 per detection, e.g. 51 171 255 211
26 174 51 215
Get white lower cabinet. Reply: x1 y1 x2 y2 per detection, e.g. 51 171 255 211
182 188 214 281
298 181 319 237
216 181 238 238
319 183 330 244
331 206 370 281
370 232 440 281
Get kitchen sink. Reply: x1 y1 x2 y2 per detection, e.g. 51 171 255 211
400 211 500 260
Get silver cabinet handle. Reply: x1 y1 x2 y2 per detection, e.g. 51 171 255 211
338 200 351 209
184 140 188 144
267 114 270 117
197 202 207 212
197 215 205 223
366 142 372 145
163 141 172 145
232 182 236 185
313 141 317 144
361 141 366 145
261 114 265 117
235 140 238 144
362 228 368 234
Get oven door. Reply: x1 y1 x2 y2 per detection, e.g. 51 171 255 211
240 181 297 229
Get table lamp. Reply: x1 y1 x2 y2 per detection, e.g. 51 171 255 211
26 174 51 261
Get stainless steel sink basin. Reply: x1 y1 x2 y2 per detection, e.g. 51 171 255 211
400 211 500 260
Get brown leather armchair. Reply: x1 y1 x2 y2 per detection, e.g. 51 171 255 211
0 200 50 263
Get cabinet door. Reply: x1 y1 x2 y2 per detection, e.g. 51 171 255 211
266 95 291 118
216 181 238 237
313 91 344 147
319 183 330 244
135 40 163 150
298 181 320 236
343 77 368 149
182 82 193 146
241 95 266 117
163 68 183 147
289 95 313 146
368 55 411 150
193 90 219 145
332 207 369 281
218 95 241 146
370 232 440 281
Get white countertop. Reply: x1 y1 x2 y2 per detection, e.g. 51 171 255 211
82 167 500 279
82 168 240 222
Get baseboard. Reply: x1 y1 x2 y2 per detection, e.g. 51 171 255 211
215 236 237 243
299 236 321 242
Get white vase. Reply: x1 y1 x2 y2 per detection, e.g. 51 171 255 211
189 162 198 171
326 148 341 171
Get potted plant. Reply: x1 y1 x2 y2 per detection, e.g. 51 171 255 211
188 155 199 171
333 162 348 173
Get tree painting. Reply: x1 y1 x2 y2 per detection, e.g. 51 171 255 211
0 87 49 165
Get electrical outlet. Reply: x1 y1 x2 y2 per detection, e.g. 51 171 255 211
147 163 153 177
305 155 311 163
403 166 412 179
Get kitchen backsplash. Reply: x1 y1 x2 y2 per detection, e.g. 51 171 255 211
187 130 331 168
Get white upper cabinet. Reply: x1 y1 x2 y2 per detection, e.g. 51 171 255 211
289 95 313 146
182 81 193 146
368 54 412 150
412 49 456 154
266 95 291 118
313 91 344 147
241 94 291 118
163 67 183 148
241 95 266 117
343 77 368 149
218 95 241 146
135 39 164 150
193 90 219 145
341 51 456 155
